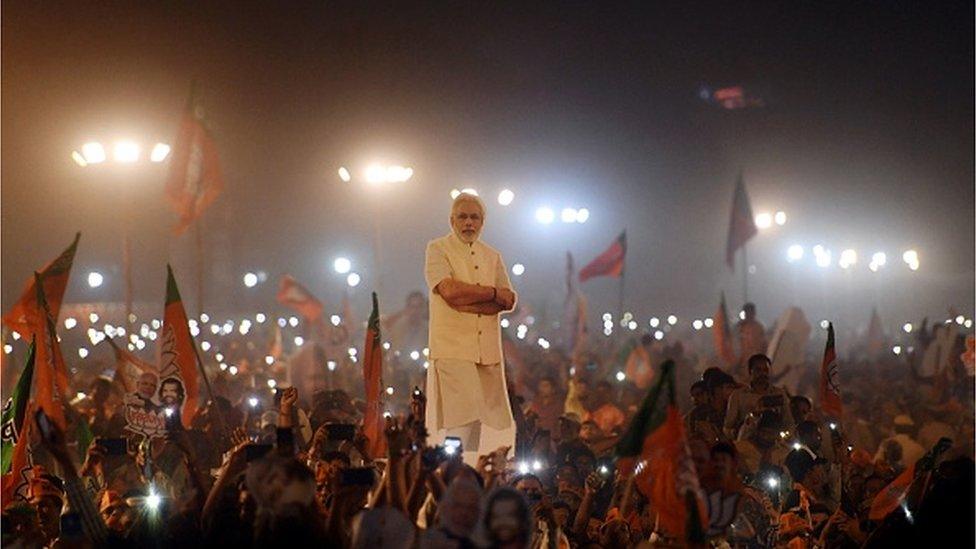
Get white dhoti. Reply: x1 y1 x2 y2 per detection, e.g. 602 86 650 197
425 358 516 464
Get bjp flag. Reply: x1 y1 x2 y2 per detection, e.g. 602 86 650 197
819 323 842 419
158 266 199 427
361 292 387 458
277 275 324 322
869 463 916 522
2 233 80 338
579 231 626 283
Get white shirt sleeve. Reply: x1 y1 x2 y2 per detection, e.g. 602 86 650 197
425 240 453 292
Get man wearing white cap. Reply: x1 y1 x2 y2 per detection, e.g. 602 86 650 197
874 414 925 468
424 192 517 461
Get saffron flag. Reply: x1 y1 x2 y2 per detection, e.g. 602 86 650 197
579 231 626 283
277 275 324 322
105 336 157 394
361 292 387 458
868 462 915 522
1 402 34 504
616 361 707 543
34 275 71 430
725 175 756 269
1 341 35 475
713 292 736 366
165 87 225 236
2 233 80 338
819 323 842 419
159 266 200 427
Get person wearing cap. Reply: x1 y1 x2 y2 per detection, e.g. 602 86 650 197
873 414 925 469
425 192 517 462
734 411 790 478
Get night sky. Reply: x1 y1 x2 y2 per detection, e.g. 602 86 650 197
3 2 973 330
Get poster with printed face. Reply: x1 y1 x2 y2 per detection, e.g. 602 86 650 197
122 372 166 439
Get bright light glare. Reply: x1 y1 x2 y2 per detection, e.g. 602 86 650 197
146 492 161 510
774 211 787 226
334 257 352 274
71 151 88 167
649 317 659 328
902 250 918 265
766 476 779 489
386 386 395 395
330 315 341 326
364 164 385 183
615 371 626 382
653 330 664 341
460 187 478 196
150 143 171 162
667 315 677 325
787 245 804 262
815 248 832 268
692 319 703 330
512 263 525 276
820 320 830 329
81 142 106 164
535 207 555 224
497 189 514 206
576 208 590 223
294 336 304 346
450 189 461 199
113 140 140 163
338 166 351 182
243 272 258 287
64 317 77 330
560 208 578 223
704 318 714 328
78 348 89 359
903 323 913 333
346 273 361 287
87 272 104 288
839 249 857 269
755 212 772 229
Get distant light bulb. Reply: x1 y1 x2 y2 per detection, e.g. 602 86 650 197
755 212 772 229
333 257 351 274
497 189 514 206
774 211 787 226
535 207 555 224
576 208 590 223
615 371 626 382
338 166 351 182
560 208 578 223
243 272 258 287
787 245 804 262
667 315 677 325
346 273 361 287
512 263 525 276
87 272 104 288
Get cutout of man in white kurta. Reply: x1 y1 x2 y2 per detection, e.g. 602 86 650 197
424 193 517 463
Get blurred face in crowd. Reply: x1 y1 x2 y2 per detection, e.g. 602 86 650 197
537 379 554 398
33 496 61 539
442 480 482 537
557 418 580 442
691 385 709 407
488 497 523 544
749 357 770 388
579 421 602 442
555 465 581 493
514 476 544 506
710 452 736 483
101 503 131 533
792 398 812 422
552 504 571 529
137 373 158 400
450 200 484 244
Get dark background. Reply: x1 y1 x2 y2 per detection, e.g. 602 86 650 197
3 1 973 332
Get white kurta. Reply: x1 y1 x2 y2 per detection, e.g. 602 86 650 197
424 233 516 458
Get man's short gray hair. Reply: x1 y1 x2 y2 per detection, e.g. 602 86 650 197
451 193 486 218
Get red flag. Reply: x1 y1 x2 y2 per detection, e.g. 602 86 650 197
2 233 80 338
713 292 736 366
819 323 842 419
579 231 626 283
277 275 324 322
165 88 224 236
869 462 915 521
159 266 200 427
725 175 757 269
34 275 71 430
361 292 387 458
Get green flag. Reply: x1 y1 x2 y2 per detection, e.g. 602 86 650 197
616 359 676 458
1 340 36 474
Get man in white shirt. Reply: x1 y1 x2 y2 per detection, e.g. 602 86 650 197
425 193 517 461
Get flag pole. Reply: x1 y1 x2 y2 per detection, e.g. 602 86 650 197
188 334 227 436
742 242 749 303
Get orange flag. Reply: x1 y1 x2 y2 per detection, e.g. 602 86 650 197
2 233 80 338
165 87 224 235
361 292 387 458
158 266 199 427
819 322 842 419
869 462 915 521
1 402 35 504
105 336 157 394
34 275 71 430
277 275 324 322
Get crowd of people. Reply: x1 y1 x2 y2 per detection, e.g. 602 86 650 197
1 295 973 548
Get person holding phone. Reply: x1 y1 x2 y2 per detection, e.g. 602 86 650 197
424 192 517 463
724 354 794 440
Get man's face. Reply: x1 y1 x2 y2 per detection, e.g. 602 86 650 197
137 374 157 399
34 496 61 535
538 380 554 397
450 201 484 244
489 499 522 543
557 419 580 441
750 359 770 386
691 387 709 407
515 477 544 504
160 382 182 406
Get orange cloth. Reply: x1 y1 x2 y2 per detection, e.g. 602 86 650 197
586 403 626 434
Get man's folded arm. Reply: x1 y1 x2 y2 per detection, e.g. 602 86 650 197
453 302 506 315
434 278 497 307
